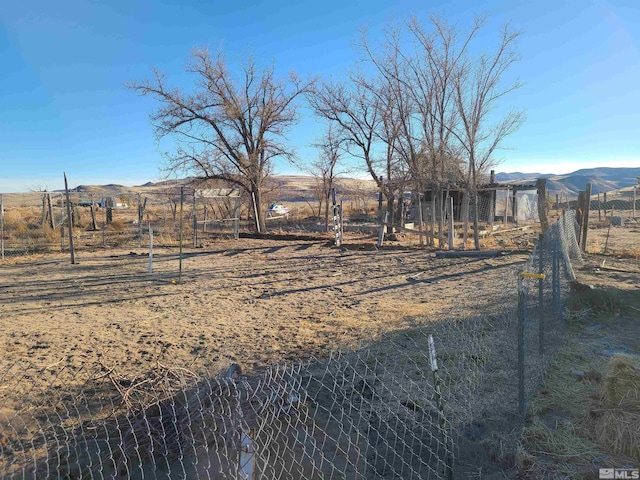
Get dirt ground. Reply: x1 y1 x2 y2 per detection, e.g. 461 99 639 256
0 233 529 382
1 228 638 478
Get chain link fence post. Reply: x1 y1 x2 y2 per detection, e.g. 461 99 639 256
517 274 526 421
552 231 561 320
428 334 453 480
538 234 545 355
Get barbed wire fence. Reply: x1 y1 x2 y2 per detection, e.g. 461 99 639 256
0 209 583 479
584 190 639 258
0 187 251 262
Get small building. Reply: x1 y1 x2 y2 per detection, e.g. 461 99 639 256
410 173 542 225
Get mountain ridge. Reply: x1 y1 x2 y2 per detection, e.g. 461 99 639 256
65 167 638 199
494 167 639 196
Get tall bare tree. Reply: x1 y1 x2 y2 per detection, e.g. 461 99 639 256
309 79 378 192
128 49 313 231
454 22 525 248
406 16 478 245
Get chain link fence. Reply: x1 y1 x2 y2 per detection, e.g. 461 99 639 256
0 210 583 479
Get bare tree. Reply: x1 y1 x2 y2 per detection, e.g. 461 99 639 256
309 71 413 229
407 15 478 245
128 49 313 231
454 22 525 248
307 125 347 232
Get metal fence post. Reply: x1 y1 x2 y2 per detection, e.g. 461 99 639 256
427 334 453 480
555 234 562 319
538 235 545 355
517 274 526 421
552 233 560 320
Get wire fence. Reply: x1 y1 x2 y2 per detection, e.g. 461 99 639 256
0 209 582 479
583 194 639 258
0 188 249 260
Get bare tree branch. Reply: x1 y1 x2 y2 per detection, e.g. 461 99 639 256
128 49 314 231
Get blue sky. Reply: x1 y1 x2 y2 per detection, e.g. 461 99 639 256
1 0 638 192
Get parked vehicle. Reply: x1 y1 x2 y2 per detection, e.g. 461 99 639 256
267 202 289 217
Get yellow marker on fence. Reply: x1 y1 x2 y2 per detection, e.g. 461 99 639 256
520 273 546 280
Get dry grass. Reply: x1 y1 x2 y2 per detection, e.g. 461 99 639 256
595 355 640 460
566 283 624 316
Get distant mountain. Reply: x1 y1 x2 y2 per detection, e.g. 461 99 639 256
495 167 640 197
495 172 553 182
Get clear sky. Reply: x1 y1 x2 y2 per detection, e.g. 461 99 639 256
1 0 638 192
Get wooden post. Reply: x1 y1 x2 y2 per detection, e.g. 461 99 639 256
193 192 198 248
489 189 495 227
234 196 240 240
581 183 592 252
89 193 97 231
137 193 143 247
338 200 344 247
536 179 549 232
431 191 436 246
417 193 424 246
504 187 510 225
148 224 153 273
47 194 54 229
63 173 76 264
513 189 518 225
203 205 207 233
377 211 388 248
60 211 65 250
598 193 602 221
463 193 470 248
604 192 608 217
448 196 454 250
576 191 585 244
41 192 47 226
633 186 637 218
251 192 261 234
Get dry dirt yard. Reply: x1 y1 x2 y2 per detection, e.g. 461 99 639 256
0 234 527 382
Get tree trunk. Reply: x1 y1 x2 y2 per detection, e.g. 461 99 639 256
462 193 470 248
472 191 481 250
437 187 445 247
386 194 395 234
430 192 436 246
324 189 330 233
